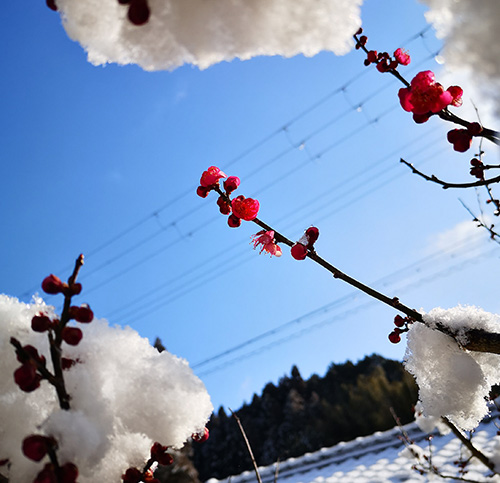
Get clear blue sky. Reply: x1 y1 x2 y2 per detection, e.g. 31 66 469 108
2 0 499 411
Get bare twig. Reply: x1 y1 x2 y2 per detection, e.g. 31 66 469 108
459 199 500 244
273 458 280 483
441 417 497 475
213 185 500 354
229 409 262 483
400 159 500 189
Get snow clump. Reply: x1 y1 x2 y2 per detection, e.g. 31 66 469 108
404 305 500 432
54 0 363 71
422 0 500 116
0 294 213 482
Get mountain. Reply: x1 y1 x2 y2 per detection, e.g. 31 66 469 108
192 354 418 481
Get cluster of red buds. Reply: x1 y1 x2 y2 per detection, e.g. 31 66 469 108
291 227 320 260
447 122 483 153
122 441 172 483
388 314 414 344
12 271 93 395
122 431 208 483
13 343 46 392
197 166 260 228
470 158 485 180
191 427 210 443
354 28 486 155
355 28 411 73
118 0 151 26
8 258 92 482
23 435 78 483
198 167 323 260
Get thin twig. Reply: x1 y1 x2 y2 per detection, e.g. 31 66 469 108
400 159 500 189
273 458 280 483
459 199 500 244
441 417 497 475
229 409 263 483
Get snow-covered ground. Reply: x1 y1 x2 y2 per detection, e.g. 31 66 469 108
208 413 500 483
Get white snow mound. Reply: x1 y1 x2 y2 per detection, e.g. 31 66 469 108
55 0 363 71
0 294 213 482
404 305 500 432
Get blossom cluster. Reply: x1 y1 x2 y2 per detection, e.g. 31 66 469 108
198 167 321 260
354 29 490 155
398 71 463 123
355 28 411 73
197 166 260 228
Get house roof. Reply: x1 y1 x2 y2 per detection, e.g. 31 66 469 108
206 414 500 482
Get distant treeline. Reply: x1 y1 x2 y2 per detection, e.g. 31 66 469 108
192 354 418 481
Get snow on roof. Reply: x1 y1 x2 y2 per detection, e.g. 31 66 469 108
207 413 500 483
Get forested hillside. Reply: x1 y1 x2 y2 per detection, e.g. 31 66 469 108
192 354 418 481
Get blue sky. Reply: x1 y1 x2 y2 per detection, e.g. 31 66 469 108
2 0 500 411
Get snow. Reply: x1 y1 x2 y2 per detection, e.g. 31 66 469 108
421 0 500 115
207 413 500 483
404 306 500 431
0 294 213 482
54 0 363 71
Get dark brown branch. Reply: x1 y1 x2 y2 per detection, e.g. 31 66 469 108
253 217 500 355
229 409 263 483
400 158 500 188
214 188 500 354
442 417 497 475
438 110 500 146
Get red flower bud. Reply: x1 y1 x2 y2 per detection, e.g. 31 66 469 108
216 196 232 215
65 283 82 296
69 305 94 323
62 327 83 346
14 363 42 392
15 344 46 365
196 186 211 198
394 315 405 327
61 358 77 370
412 113 431 124
231 195 259 221
192 427 209 443
31 314 53 333
291 243 308 261
41 275 65 295
227 214 242 228
34 463 57 483
60 462 79 483
394 48 410 66
151 442 174 465
22 435 54 462
128 0 150 26
388 331 401 344
467 122 483 136
200 166 226 188
305 227 319 248
122 467 143 483
447 129 472 152
46 0 58 11
223 176 240 194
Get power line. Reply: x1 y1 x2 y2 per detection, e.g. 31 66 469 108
21 28 434 298
105 130 444 323
196 241 494 377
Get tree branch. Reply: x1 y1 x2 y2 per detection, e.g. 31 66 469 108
400 159 500 189
442 417 497 475
229 409 263 483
